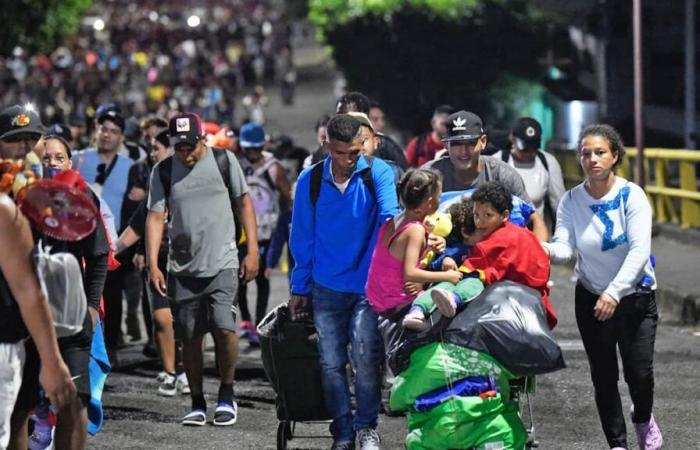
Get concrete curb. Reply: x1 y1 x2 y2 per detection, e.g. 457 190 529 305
656 285 700 326
654 222 700 246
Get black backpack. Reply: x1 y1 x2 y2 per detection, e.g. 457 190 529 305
158 148 243 243
309 156 375 206
500 148 556 227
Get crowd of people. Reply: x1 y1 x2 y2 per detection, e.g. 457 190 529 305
0 16 664 448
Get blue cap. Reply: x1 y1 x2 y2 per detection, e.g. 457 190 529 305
239 123 265 148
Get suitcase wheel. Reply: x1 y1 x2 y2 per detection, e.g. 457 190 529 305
277 421 292 449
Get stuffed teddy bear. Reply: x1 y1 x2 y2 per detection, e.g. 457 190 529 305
419 211 452 268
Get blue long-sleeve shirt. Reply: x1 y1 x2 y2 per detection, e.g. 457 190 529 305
290 156 400 296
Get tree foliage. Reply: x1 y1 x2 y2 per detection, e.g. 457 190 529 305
1 0 93 57
310 0 547 133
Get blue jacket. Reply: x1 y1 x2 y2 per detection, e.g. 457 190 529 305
290 156 400 295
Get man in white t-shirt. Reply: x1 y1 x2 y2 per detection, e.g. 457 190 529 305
493 117 565 233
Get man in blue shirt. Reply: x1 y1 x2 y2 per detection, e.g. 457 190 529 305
289 114 399 450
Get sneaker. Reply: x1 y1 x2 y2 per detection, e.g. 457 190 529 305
633 414 663 450
176 373 190 395
330 441 355 450
239 320 253 339
358 428 381 450
430 288 457 318
158 373 177 397
213 401 237 426
28 424 53 450
402 309 429 331
156 371 168 382
181 409 207 426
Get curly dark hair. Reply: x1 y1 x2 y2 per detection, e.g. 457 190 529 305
337 91 370 114
397 169 442 210
471 182 512 214
578 124 626 170
448 198 475 241
326 114 362 143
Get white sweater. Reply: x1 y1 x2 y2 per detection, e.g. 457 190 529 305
546 177 655 302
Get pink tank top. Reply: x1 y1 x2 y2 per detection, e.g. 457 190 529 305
366 219 426 314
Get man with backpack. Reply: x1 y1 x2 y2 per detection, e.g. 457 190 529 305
235 123 291 346
289 114 400 450
492 117 565 232
404 104 453 168
146 113 259 427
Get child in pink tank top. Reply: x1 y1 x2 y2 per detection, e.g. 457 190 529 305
366 169 463 315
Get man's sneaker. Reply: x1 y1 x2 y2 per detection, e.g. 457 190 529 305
430 288 458 318
239 320 253 339
181 409 207 426
633 414 663 450
358 428 381 450
330 441 355 450
158 373 177 397
213 401 238 426
176 373 190 395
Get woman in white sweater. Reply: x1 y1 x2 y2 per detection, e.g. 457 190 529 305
545 124 662 450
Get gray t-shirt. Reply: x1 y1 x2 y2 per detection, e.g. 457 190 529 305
148 148 248 277
422 155 532 202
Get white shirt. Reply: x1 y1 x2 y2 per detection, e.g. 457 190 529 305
545 177 655 302
330 165 350 194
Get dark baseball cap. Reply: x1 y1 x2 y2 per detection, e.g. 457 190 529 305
442 110 484 143
0 104 44 140
44 123 74 152
96 104 125 132
239 122 266 148
512 117 542 149
169 112 204 148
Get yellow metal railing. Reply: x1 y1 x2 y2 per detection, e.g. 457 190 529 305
553 148 700 228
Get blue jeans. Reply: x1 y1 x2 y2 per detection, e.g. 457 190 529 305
311 284 383 442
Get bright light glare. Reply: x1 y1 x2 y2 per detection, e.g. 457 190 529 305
24 102 36 113
93 19 105 31
187 15 200 28
148 11 159 22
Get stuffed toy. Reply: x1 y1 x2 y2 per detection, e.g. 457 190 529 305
419 211 452 268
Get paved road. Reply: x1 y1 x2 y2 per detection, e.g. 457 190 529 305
89 264 700 449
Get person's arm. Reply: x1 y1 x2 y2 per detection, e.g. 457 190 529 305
0 197 75 409
402 225 463 284
265 210 290 272
146 166 167 296
272 162 293 210
543 191 576 263
529 211 549 242
404 137 418 167
116 226 141 254
460 239 511 285
288 172 314 320
604 185 653 302
234 193 259 281
546 154 566 222
374 160 401 223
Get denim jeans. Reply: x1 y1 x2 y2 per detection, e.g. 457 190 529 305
311 284 383 442
575 283 658 449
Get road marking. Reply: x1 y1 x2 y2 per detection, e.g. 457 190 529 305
558 339 585 351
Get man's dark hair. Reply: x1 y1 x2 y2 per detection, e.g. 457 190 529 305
140 116 168 133
315 114 330 132
578 124 626 170
369 99 382 111
337 91 370 114
326 114 363 143
433 104 454 117
448 198 475 241
472 182 512 214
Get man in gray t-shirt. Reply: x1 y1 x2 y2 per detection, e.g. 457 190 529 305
421 110 549 241
146 113 259 427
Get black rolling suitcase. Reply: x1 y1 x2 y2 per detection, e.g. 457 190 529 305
258 304 331 449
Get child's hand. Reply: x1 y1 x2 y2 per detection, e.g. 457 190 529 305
441 257 457 271
404 281 423 295
427 234 446 253
445 269 463 284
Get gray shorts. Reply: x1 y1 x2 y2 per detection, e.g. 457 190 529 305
168 269 239 341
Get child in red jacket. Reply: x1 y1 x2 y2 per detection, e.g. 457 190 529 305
430 181 558 329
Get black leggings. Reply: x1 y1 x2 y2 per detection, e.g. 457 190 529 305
237 241 270 326
575 283 658 449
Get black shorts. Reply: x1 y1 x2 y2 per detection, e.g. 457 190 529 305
15 322 92 410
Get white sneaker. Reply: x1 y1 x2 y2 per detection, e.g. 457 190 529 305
156 371 168 382
158 373 177 397
358 428 381 450
176 373 190 395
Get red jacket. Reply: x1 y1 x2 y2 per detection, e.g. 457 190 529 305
405 132 444 168
459 222 557 329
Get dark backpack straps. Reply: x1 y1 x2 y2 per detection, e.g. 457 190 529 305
310 160 324 206
212 148 244 243
536 151 550 171
500 148 511 164
310 156 376 207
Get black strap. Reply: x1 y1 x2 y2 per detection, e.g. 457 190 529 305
310 156 375 206
501 148 549 172
95 155 119 185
